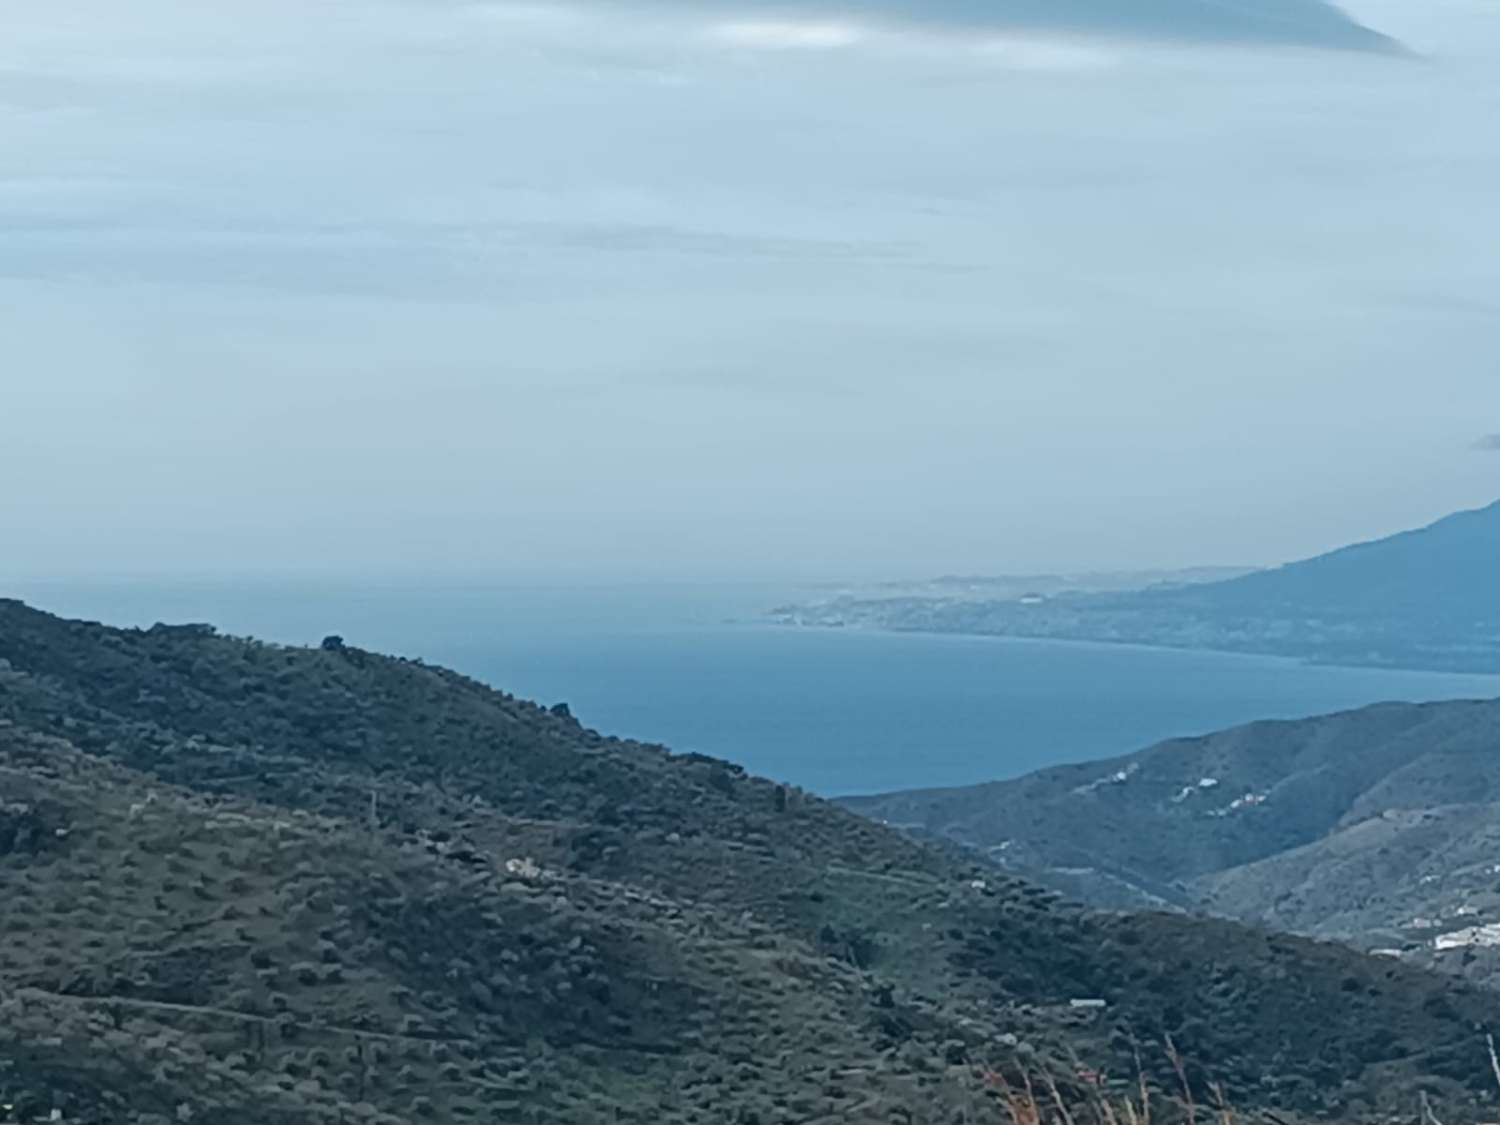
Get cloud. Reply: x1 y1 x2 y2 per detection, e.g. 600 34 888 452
708 19 866 49
626 0 1398 51
1475 435 1500 453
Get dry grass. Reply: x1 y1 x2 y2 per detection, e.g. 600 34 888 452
982 1033 1218 1125
987 1062 1156 1125
987 1030 1500 1125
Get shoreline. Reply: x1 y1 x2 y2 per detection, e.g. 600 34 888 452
757 617 1500 680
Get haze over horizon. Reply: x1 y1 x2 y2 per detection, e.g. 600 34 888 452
6 0 1500 584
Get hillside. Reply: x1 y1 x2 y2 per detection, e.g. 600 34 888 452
5 599 1500 1123
844 696 1500 984
1117 498 1500 630
773 499 1500 672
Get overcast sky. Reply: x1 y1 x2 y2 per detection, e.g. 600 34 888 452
4 0 1499 583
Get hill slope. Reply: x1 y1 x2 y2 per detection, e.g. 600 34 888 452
844 696 1500 982
1156 499 1500 622
4 599 1500 1123
775 499 1500 671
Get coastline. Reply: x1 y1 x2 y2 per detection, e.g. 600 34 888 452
760 616 1500 678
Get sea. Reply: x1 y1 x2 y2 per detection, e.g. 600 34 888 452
14 579 1500 798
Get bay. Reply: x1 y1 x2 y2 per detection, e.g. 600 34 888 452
14 580 1500 797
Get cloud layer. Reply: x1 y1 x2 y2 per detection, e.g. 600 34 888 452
0 0 1495 582
636 0 1397 49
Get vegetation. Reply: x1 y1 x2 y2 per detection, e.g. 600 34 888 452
3 599 1500 1122
845 695 1500 985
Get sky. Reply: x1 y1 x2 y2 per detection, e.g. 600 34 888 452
4 0 1499 584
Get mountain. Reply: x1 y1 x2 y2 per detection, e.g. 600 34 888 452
773 499 1500 672
1152 499 1500 623
681 0 1400 51
843 696 1500 985
4 599 1500 1122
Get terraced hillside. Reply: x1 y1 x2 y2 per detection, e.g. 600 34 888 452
3 599 1500 1123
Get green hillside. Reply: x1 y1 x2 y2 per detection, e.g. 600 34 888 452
845 696 1500 983
3 599 1500 1123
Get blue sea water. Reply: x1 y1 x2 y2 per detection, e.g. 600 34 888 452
14 580 1500 797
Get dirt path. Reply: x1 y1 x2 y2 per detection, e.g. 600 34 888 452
10 986 464 1045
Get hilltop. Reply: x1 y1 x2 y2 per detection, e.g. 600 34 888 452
3 599 1500 1123
845 696 1500 985
773 499 1500 672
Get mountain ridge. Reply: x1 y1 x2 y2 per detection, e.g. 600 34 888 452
773 498 1500 672
843 694 1500 985
1149 498 1500 618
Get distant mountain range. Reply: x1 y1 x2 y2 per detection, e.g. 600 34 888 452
682 0 1400 51
5 598 1500 1121
1154 499 1500 622
845 695 1500 988
772 498 1500 672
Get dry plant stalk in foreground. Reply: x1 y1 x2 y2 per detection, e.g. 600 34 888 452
991 1032 1500 1125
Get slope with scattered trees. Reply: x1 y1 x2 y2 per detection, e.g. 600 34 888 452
3 599 1500 1123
